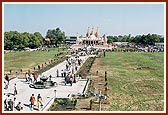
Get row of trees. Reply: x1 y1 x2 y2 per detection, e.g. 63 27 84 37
4 31 44 50
107 34 164 45
4 28 66 50
4 28 164 50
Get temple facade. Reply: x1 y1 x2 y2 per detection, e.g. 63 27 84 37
70 27 115 50
76 27 108 46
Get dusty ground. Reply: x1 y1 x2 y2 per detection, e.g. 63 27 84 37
74 57 111 111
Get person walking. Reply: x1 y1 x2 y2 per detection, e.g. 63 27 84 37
56 69 59 77
33 73 37 82
75 66 78 71
13 97 18 111
25 72 29 82
37 94 43 111
8 99 13 111
4 80 8 89
61 69 64 77
30 73 34 83
14 84 17 96
29 94 35 110
4 94 10 110
72 67 74 74
49 75 52 81
5 74 9 85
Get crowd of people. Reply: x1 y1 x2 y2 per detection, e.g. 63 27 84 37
4 74 21 111
4 94 23 111
3 72 43 111
60 56 83 86
4 93 43 111
4 51 86 111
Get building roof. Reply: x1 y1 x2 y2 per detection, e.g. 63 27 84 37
155 43 164 45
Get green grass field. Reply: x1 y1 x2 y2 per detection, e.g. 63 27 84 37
4 48 67 74
90 52 164 111
4 50 165 111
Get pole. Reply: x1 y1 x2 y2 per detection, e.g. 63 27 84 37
90 99 93 110
105 71 107 96
54 90 56 99
99 90 101 111
105 71 107 81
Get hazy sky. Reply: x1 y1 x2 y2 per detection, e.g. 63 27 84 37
4 3 165 37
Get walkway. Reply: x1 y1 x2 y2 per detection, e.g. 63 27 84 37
3 55 90 112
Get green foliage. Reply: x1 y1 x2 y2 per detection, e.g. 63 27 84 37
107 34 164 45
4 31 44 50
46 28 66 47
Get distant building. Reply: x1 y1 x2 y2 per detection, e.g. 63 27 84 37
44 38 54 44
70 27 114 50
113 42 128 46
76 27 107 46
155 43 164 47
65 36 77 44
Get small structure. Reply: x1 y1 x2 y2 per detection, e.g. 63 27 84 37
155 42 164 48
65 36 77 44
44 38 54 45
29 76 57 89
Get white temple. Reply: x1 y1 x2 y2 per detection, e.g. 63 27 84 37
70 27 114 50
76 27 108 46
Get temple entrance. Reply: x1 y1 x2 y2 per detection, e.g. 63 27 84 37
82 40 100 45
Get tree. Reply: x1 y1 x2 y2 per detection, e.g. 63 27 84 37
107 36 119 43
4 31 44 50
4 31 21 50
46 28 66 47
34 32 44 47
107 34 164 45
4 32 14 50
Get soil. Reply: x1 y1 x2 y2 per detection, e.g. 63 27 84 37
72 55 110 111
74 75 110 111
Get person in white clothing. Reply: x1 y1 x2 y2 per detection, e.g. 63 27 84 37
4 94 10 110
13 97 18 110
30 73 34 83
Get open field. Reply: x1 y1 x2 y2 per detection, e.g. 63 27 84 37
4 48 67 75
90 52 164 111
3 50 165 111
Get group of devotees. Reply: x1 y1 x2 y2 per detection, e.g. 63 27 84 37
4 74 43 111
3 54 85 111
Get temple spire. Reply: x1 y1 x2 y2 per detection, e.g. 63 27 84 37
86 27 90 37
76 32 78 37
95 27 99 37
90 27 94 35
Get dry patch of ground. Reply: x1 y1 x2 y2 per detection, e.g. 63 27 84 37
75 57 110 111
